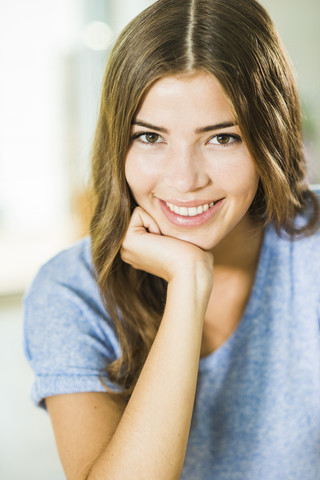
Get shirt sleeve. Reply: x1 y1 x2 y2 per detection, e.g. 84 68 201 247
23 241 123 409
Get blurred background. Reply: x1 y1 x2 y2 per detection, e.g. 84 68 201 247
0 0 319 478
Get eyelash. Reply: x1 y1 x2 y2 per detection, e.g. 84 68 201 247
130 131 242 147
131 132 164 145
208 133 242 147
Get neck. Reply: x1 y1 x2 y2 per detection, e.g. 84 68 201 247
212 215 264 272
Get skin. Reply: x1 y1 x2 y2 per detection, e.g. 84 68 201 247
46 71 264 480
124 70 263 352
125 70 260 258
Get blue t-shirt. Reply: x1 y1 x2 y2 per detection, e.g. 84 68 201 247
24 208 320 479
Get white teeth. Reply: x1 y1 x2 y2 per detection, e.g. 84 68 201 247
168 203 174 212
180 207 188 216
188 207 198 216
197 205 203 215
166 201 216 217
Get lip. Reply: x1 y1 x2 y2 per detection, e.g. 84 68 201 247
158 198 225 227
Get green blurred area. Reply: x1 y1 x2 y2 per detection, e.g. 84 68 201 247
261 0 320 181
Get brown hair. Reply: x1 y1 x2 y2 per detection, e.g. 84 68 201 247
90 0 319 395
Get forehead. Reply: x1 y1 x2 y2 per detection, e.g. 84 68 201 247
135 71 236 125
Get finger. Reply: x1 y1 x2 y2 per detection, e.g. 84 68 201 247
132 207 162 235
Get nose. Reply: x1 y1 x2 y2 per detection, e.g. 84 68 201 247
164 145 210 193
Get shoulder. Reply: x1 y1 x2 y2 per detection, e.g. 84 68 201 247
24 235 111 333
26 236 93 298
311 184 320 198
24 236 108 317
23 237 121 407
265 186 320 283
291 184 320 263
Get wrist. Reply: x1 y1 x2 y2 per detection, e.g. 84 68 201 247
167 260 213 308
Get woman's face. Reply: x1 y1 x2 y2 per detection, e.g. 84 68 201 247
125 71 259 252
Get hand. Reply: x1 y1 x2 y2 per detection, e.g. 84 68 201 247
120 207 214 285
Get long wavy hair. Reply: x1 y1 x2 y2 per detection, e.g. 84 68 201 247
90 0 319 395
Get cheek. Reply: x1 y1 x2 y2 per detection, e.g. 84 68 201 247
213 154 259 197
125 158 141 200
125 151 158 201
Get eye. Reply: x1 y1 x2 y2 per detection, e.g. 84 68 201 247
208 134 241 146
131 132 164 144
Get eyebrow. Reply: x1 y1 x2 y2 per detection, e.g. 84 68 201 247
132 119 237 134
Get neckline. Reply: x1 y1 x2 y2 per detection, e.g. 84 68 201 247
199 222 273 370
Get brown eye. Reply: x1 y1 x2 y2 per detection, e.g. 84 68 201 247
145 133 160 143
216 134 231 144
208 134 240 146
131 131 164 145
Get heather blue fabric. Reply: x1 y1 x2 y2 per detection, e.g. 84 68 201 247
24 192 320 479
23 238 123 408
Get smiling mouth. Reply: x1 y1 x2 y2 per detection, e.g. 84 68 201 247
165 201 217 217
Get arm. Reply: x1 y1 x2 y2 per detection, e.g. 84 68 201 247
46 207 213 480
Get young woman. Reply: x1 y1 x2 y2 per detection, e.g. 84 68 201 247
24 0 320 478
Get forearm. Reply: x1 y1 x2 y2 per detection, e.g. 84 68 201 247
88 268 212 480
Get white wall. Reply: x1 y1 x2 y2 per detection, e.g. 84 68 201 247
0 0 83 294
111 0 154 34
